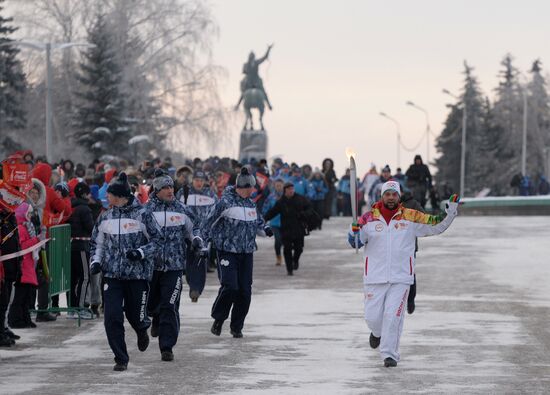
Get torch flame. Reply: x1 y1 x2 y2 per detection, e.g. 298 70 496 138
345 147 356 160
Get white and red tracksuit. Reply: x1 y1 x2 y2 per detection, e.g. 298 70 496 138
352 202 457 362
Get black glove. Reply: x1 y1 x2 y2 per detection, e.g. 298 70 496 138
126 249 143 261
199 248 209 258
90 261 102 275
192 236 204 250
264 226 274 237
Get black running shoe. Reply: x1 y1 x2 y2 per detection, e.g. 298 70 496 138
137 330 149 352
369 333 381 349
161 350 174 362
407 299 415 315
230 329 243 338
211 320 223 336
190 290 200 303
0 334 15 347
113 361 128 371
384 357 397 367
5 328 21 340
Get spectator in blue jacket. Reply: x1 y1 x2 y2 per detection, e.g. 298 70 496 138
89 173 163 372
307 169 328 229
289 166 309 196
337 168 352 216
262 178 284 265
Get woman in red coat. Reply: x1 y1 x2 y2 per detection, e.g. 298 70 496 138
8 203 42 328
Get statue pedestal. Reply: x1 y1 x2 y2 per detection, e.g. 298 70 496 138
239 129 268 162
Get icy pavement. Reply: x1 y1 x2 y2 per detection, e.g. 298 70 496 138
1 216 549 394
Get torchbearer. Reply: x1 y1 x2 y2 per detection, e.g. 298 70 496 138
348 180 460 367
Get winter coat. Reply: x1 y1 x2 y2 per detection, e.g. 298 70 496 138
90 196 163 281
405 163 432 188
264 193 313 239
349 202 456 285
68 198 94 251
27 178 46 224
202 186 265 253
0 211 21 283
337 176 351 195
31 163 72 225
307 178 328 201
179 186 217 235
290 176 309 196
145 194 198 272
262 191 282 228
15 210 39 287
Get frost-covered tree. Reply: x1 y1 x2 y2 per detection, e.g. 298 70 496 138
12 0 228 160
435 62 488 195
0 0 26 133
73 13 129 157
490 54 525 194
526 59 550 177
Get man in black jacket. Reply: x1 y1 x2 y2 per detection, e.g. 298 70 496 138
264 182 312 276
68 183 95 318
400 189 424 315
405 155 432 208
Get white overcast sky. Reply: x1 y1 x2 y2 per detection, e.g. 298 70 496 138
210 0 548 176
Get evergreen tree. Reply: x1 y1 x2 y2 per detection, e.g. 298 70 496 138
491 54 524 194
0 0 26 133
73 13 129 158
527 59 550 178
435 62 488 195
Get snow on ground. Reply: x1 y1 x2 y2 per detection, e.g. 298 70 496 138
1 216 549 394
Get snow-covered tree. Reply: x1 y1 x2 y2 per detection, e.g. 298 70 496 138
435 62 488 195
489 55 525 194
73 12 129 157
526 59 550 177
0 0 26 133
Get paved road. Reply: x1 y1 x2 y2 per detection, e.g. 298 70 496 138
1 216 549 394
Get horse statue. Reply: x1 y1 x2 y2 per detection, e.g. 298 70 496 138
235 44 273 131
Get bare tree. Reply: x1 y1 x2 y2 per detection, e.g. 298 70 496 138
8 0 228 161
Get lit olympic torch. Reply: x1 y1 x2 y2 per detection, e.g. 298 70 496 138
346 148 359 254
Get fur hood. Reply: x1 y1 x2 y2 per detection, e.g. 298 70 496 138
28 177 47 211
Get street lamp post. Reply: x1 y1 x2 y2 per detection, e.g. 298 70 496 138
379 112 401 169
2 40 94 163
443 89 467 196
406 101 431 166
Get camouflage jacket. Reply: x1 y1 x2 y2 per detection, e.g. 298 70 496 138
90 196 162 281
202 186 265 253
179 186 217 239
145 193 200 272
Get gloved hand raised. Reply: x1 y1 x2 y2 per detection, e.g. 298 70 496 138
90 261 102 275
445 194 461 216
126 249 144 261
264 226 274 237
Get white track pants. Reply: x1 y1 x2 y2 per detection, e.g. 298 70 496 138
364 283 409 361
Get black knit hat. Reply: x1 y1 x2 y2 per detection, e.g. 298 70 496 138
236 167 256 189
74 182 91 199
107 172 132 198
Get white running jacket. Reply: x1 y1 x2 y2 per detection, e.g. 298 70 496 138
351 202 457 285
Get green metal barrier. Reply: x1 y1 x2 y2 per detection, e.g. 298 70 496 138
48 224 72 297
32 224 95 325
